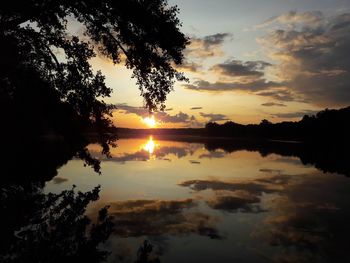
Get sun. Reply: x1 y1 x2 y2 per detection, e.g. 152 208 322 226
143 115 156 128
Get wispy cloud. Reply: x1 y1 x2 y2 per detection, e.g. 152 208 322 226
185 33 232 59
261 102 286 107
184 79 282 93
210 59 271 78
200 112 229 122
190 107 203 110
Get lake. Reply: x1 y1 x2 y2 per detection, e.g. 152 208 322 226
41 136 350 263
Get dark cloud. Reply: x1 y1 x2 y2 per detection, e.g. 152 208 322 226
184 79 282 93
164 108 173 111
261 102 286 107
190 107 203 110
211 59 271 78
189 160 201 164
201 33 232 47
183 58 285 99
272 110 318 119
256 89 299 102
200 112 229 122
259 11 350 106
186 33 232 58
183 60 302 102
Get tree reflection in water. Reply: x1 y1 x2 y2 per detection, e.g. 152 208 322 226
0 184 113 263
0 135 115 263
136 240 161 263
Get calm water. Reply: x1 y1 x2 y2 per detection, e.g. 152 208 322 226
43 136 350 263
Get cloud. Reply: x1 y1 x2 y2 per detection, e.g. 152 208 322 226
156 111 192 123
202 33 232 47
190 107 203 110
254 172 350 262
185 33 232 59
258 11 350 107
211 59 271 78
174 60 201 72
179 176 288 194
116 103 148 117
272 110 318 119
261 102 286 107
184 79 281 93
116 104 201 126
256 89 299 102
257 10 325 29
179 174 292 213
200 112 229 122
183 58 284 95
101 199 221 239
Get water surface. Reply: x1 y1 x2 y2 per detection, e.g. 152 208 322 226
44 136 350 263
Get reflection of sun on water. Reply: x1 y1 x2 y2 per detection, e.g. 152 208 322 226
143 115 156 128
143 136 156 154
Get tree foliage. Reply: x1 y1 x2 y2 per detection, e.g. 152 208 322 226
0 0 189 154
205 106 350 141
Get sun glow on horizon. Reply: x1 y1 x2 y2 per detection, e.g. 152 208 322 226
142 115 157 128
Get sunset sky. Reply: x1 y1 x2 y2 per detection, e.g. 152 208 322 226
87 0 350 128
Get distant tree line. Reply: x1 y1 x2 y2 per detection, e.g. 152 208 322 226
205 106 350 142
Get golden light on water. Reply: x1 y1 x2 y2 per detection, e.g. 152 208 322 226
143 136 156 154
142 115 156 128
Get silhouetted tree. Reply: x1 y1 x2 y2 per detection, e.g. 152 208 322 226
260 119 272 126
0 0 189 163
204 106 350 142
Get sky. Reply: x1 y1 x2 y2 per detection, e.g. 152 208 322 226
88 0 350 128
